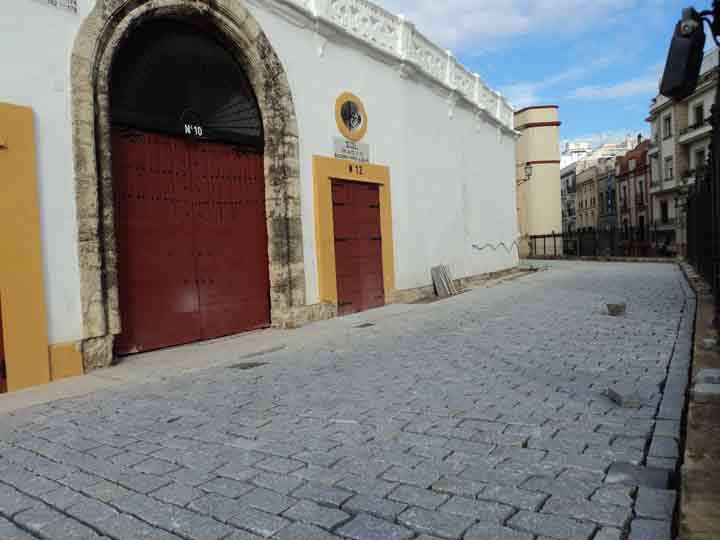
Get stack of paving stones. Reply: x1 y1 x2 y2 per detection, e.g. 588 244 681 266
0 262 694 539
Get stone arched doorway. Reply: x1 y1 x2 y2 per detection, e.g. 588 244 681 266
71 0 305 369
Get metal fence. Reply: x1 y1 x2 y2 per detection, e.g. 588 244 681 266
687 151 720 310
529 227 675 259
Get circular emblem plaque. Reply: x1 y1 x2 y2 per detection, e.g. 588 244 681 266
335 92 368 141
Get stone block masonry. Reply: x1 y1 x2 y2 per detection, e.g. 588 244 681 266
0 261 693 539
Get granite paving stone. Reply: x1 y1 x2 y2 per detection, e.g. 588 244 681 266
388 484 449 509
477 484 548 511
283 499 351 529
542 495 632 528
273 522 338 540
635 487 677 520
291 483 353 508
397 507 475 539
227 506 291 537
341 494 408 520
628 518 672 540
464 523 534 540
508 510 597 540
438 496 514 523
337 513 415 540
239 488 297 514
0 516 38 540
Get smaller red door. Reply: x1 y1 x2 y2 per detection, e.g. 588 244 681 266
332 180 385 316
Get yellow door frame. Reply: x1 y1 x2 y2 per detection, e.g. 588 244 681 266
0 103 83 392
313 155 395 305
0 103 51 391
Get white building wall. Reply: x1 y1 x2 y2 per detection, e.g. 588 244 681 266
0 0 517 345
0 0 94 344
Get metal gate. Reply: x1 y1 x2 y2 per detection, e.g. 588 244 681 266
332 180 385 316
112 129 270 355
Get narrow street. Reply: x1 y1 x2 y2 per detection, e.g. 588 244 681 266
0 262 693 540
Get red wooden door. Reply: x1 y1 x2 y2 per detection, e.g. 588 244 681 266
191 142 270 341
332 180 385 316
113 130 270 355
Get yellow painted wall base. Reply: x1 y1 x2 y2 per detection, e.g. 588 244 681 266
313 155 395 305
49 342 84 381
0 102 51 392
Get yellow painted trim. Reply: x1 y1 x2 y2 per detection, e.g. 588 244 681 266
313 155 395 305
335 92 368 142
0 103 51 391
49 342 84 381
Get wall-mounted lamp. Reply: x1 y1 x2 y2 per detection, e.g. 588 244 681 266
525 163 533 181
518 163 533 185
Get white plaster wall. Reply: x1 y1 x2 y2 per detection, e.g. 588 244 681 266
0 0 94 344
0 0 517 347
250 4 518 295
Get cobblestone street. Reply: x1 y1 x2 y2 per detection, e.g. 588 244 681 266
0 262 695 540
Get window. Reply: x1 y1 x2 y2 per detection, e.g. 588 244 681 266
696 148 706 171
664 157 674 181
695 103 704 126
663 115 672 139
661 200 669 223
599 193 604 213
637 180 644 205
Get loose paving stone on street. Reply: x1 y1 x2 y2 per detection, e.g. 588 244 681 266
0 262 694 539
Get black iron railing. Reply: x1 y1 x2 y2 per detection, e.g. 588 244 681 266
687 160 720 312
529 227 676 259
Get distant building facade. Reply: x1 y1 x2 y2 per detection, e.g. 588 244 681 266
616 140 651 237
576 165 598 230
647 48 718 254
597 159 617 230
561 141 592 168
561 163 578 232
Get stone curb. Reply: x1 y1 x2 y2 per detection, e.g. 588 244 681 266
677 262 720 539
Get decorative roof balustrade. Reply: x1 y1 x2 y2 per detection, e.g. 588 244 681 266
286 0 514 131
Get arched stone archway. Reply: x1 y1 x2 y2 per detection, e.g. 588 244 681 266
71 0 305 369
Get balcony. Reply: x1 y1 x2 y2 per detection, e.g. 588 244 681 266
650 176 679 194
648 135 660 155
636 199 646 209
679 119 712 145
653 217 678 230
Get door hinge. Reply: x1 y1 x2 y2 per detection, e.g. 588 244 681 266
338 301 353 307
335 237 352 242
370 236 381 241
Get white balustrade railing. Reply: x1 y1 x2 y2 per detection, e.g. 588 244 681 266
289 0 514 130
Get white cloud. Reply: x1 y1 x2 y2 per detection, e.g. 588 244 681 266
568 75 659 100
561 128 649 149
500 58 614 108
379 0 639 51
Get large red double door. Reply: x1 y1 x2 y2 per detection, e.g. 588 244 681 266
332 180 385 316
112 130 270 355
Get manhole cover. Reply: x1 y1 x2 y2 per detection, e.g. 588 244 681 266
354 323 375 329
228 362 268 370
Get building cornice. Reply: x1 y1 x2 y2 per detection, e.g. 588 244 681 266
514 105 559 115
526 160 561 165
516 121 562 130
251 0 518 136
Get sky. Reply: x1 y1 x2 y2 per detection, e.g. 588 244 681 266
380 0 691 149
